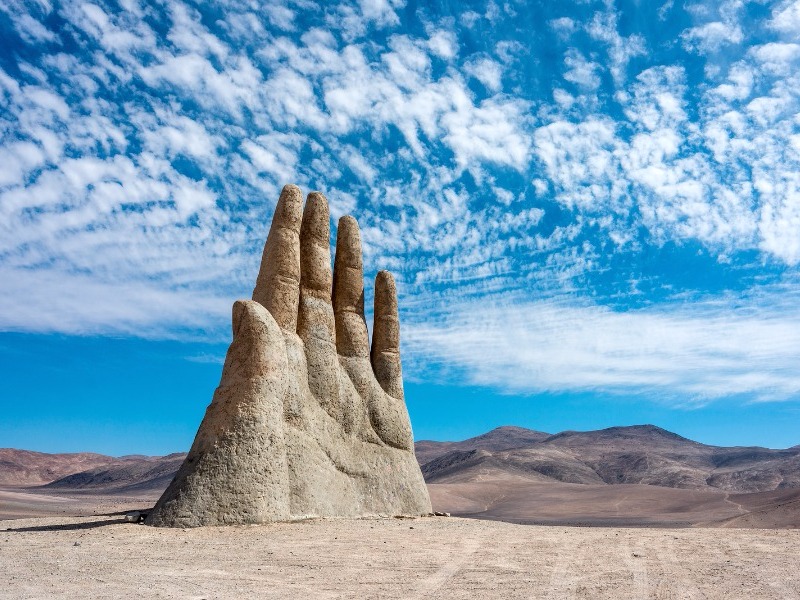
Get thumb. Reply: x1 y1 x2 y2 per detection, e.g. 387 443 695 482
222 300 287 385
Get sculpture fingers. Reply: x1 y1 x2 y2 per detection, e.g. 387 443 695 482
149 184 431 526
371 270 404 400
332 216 370 358
252 184 303 331
297 192 343 422
146 300 290 527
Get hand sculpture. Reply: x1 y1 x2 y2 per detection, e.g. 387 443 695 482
147 185 431 527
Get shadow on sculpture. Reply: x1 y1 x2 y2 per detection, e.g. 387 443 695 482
147 185 432 527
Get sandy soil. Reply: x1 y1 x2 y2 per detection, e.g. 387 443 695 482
1 514 799 599
0 487 157 520
428 480 800 528
5 481 800 528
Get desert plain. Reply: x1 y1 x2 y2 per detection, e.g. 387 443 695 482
2 512 800 599
3 426 800 599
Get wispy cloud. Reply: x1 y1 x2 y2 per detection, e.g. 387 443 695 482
1 0 800 406
403 291 800 403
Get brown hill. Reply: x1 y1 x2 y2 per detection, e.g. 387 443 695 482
2 425 798 527
415 425 550 465
420 425 800 528
0 448 185 494
4 426 797 495
0 449 118 486
42 453 187 494
421 425 800 493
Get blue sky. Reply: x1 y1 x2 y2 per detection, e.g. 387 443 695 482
2 0 800 455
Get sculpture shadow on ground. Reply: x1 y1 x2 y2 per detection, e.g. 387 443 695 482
4 517 128 533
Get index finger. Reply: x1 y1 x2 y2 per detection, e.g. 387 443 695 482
252 184 303 331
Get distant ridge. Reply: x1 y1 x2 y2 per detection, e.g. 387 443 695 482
542 424 697 445
0 449 117 487
43 453 187 494
420 424 800 493
2 425 798 496
415 426 550 465
417 425 800 528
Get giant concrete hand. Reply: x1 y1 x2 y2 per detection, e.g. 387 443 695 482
147 185 431 527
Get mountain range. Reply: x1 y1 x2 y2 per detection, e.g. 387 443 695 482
2 425 799 526
418 425 800 492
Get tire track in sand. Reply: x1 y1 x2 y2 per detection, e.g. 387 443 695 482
544 533 590 599
619 538 650 599
402 534 482 599
654 533 703 599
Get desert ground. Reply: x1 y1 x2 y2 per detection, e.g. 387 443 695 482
2 513 799 599
428 480 800 528
0 487 156 520
3 425 799 598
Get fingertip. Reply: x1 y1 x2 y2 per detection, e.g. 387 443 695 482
374 270 398 313
301 192 331 244
338 214 358 230
276 184 303 233
335 215 362 267
232 300 246 336
252 186 303 330
376 269 395 287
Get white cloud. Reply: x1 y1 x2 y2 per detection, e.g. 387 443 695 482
623 66 687 129
0 141 47 186
534 118 622 211
769 0 800 38
167 3 229 60
2 0 800 410
711 64 753 101
563 49 601 91
404 293 800 402
264 3 296 31
758 173 800 265
359 0 404 27
552 88 574 110
24 86 69 119
241 133 302 184
751 42 800 75
459 11 481 29
463 56 503 92
59 1 156 55
682 21 743 53
0 264 230 337
140 54 262 118
142 115 222 163
342 148 379 184
383 35 432 89
587 7 646 86
549 17 576 37
10 13 58 43
441 95 531 172
426 29 457 60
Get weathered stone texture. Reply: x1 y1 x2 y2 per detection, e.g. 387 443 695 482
147 184 431 527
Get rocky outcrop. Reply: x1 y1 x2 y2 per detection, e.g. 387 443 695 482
146 185 431 527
